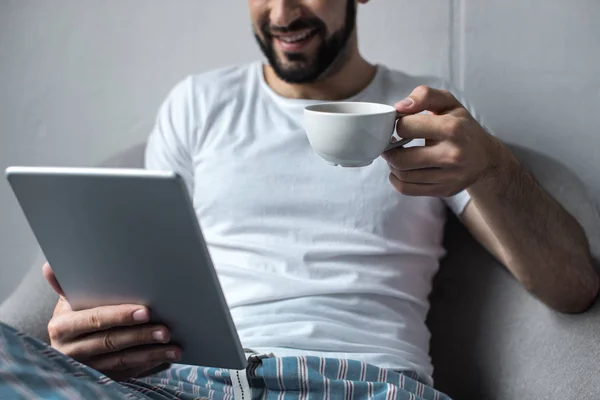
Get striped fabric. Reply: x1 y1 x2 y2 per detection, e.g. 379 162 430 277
0 323 452 400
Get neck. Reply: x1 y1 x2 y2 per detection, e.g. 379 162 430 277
263 39 376 101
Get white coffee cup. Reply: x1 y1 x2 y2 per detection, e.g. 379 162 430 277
304 102 412 167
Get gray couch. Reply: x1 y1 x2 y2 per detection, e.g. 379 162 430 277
1 143 599 400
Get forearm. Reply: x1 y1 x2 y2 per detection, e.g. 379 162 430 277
468 139 599 312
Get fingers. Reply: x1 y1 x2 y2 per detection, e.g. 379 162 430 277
395 114 452 141
389 166 459 185
60 324 171 360
388 174 461 197
382 145 449 171
88 345 181 373
396 113 471 144
43 262 65 297
43 262 182 381
395 85 462 115
44 263 73 317
48 305 151 342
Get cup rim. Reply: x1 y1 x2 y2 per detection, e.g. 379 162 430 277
304 101 396 116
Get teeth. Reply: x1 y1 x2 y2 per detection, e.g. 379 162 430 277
279 30 314 43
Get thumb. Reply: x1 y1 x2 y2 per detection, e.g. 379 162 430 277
42 262 65 297
395 85 461 116
43 263 73 318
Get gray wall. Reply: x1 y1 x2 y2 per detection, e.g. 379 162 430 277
1 0 599 301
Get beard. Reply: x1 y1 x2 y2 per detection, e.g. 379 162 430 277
254 0 357 84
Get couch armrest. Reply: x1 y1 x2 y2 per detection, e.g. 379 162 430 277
0 253 57 342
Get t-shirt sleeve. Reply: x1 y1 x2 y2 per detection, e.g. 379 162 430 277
443 190 472 217
432 78 496 217
145 76 195 195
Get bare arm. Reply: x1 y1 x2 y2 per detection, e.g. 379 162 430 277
462 140 599 313
384 85 599 313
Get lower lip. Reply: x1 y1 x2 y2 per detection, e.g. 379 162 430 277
274 32 317 52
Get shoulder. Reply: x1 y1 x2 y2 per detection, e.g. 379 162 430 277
159 62 257 111
379 67 440 88
187 62 257 102
379 66 460 97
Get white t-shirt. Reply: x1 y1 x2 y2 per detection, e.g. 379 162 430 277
145 61 477 385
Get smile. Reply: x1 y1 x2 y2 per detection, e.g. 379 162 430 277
272 28 318 44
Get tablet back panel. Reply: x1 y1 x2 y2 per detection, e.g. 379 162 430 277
6 166 246 370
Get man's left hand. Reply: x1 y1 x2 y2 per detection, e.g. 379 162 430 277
383 85 501 197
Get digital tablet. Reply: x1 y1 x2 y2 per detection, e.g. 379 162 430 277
5 166 247 370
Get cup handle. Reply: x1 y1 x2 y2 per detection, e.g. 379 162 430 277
385 137 413 151
384 112 413 151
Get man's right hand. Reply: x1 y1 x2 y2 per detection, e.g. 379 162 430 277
43 263 182 381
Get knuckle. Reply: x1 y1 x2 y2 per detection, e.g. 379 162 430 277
114 354 129 370
101 332 118 352
386 155 404 170
446 147 464 164
440 89 460 105
47 318 63 341
88 310 103 330
442 117 462 137
389 173 405 192
395 170 409 182
440 89 455 100
387 161 400 171
414 85 432 99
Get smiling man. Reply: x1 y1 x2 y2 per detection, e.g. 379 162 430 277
1 1 598 399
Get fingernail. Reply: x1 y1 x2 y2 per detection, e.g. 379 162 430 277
165 350 178 361
153 330 166 342
397 98 414 108
133 309 149 322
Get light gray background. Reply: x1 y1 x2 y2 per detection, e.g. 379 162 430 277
1 0 599 301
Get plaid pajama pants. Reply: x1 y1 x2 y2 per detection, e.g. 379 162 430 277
0 322 452 400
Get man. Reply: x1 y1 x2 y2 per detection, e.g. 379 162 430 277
1 0 598 399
